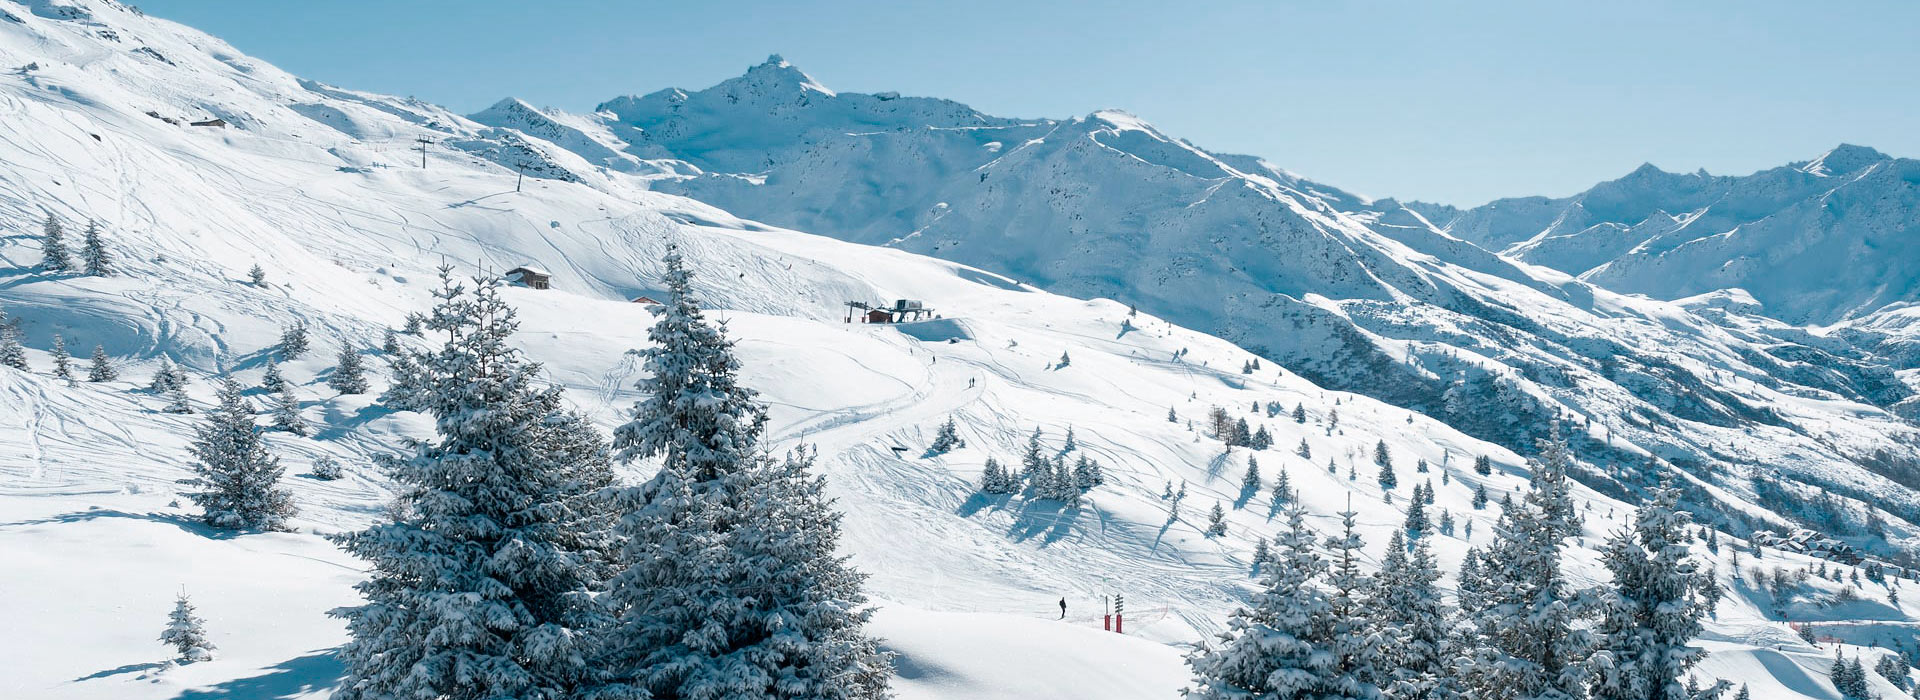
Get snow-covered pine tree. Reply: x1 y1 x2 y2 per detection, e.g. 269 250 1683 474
331 268 616 700
592 249 890 700
1062 425 1077 453
1294 403 1307 423
81 219 111 276
1206 502 1228 537
1457 425 1588 700
1589 483 1718 700
159 592 215 662
981 457 1011 494
260 358 286 393
1242 455 1262 495
1272 468 1293 505
1186 507 1349 699
1438 509 1456 537
271 383 307 435
1058 349 1071 367
1403 486 1430 537
186 378 295 530
381 328 401 354
402 311 426 335
1298 438 1312 459
1474 454 1493 476
1376 440 1397 490
1473 484 1489 510
88 345 115 382
930 416 964 454
1251 537 1271 571
163 384 194 414
1372 529 1453 700
1876 654 1911 691
0 317 26 371
1072 454 1098 490
1251 424 1272 450
1733 684 1748 700
327 345 369 394
1021 427 1049 482
50 334 71 380
1169 406 1178 423
149 356 188 393
1325 506 1384 698
278 322 309 359
1234 417 1251 447
1049 456 1080 502
41 214 72 272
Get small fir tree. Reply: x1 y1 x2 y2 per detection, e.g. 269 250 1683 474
278 323 309 359
88 345 116 382
930 416 965 454
327 346 369 394
50 334 72 380
81 219 112 276
41 214 73 271
271 383 307 435
159 592 215 662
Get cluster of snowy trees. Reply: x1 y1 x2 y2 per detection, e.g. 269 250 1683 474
978 426 1106 501
1207 404 1273 450
39 214 114 276
329 251 891 699
1189 428 1728 700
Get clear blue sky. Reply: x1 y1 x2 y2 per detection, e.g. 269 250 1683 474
139 0 1920 206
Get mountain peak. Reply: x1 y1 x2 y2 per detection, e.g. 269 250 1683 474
1801 143 1890 176
738 53 835 97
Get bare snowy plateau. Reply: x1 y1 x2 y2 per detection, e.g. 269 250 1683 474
0 1 1918 699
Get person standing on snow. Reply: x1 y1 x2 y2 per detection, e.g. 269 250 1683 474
1058 597 1067 619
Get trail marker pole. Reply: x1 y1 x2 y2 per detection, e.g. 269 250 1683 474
1115 594 1125 634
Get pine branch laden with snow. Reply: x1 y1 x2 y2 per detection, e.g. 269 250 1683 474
330 268 616 700
593 249 891 700
185 378 295 531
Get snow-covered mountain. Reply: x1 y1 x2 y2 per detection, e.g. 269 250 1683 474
1410 145 1920 329
1 3 1917 699
476 57 1920 553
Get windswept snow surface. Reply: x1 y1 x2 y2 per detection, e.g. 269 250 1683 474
0 3 1914 699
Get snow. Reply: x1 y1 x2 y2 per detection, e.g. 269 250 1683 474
0 3 1913 699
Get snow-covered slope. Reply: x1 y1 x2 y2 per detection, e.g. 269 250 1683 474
0 4 1916 699
476 57 1920 563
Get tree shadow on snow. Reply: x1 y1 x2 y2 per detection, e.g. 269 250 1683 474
310 403 401 441
73 661 167 682
173 650 341 699
1005 499 1080 546
954 491 1013 519
1 508 244 540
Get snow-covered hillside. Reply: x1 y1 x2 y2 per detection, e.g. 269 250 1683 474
0 2 1916 699
475 56 1920 566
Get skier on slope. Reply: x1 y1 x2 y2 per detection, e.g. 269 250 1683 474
1058 597 1067 619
